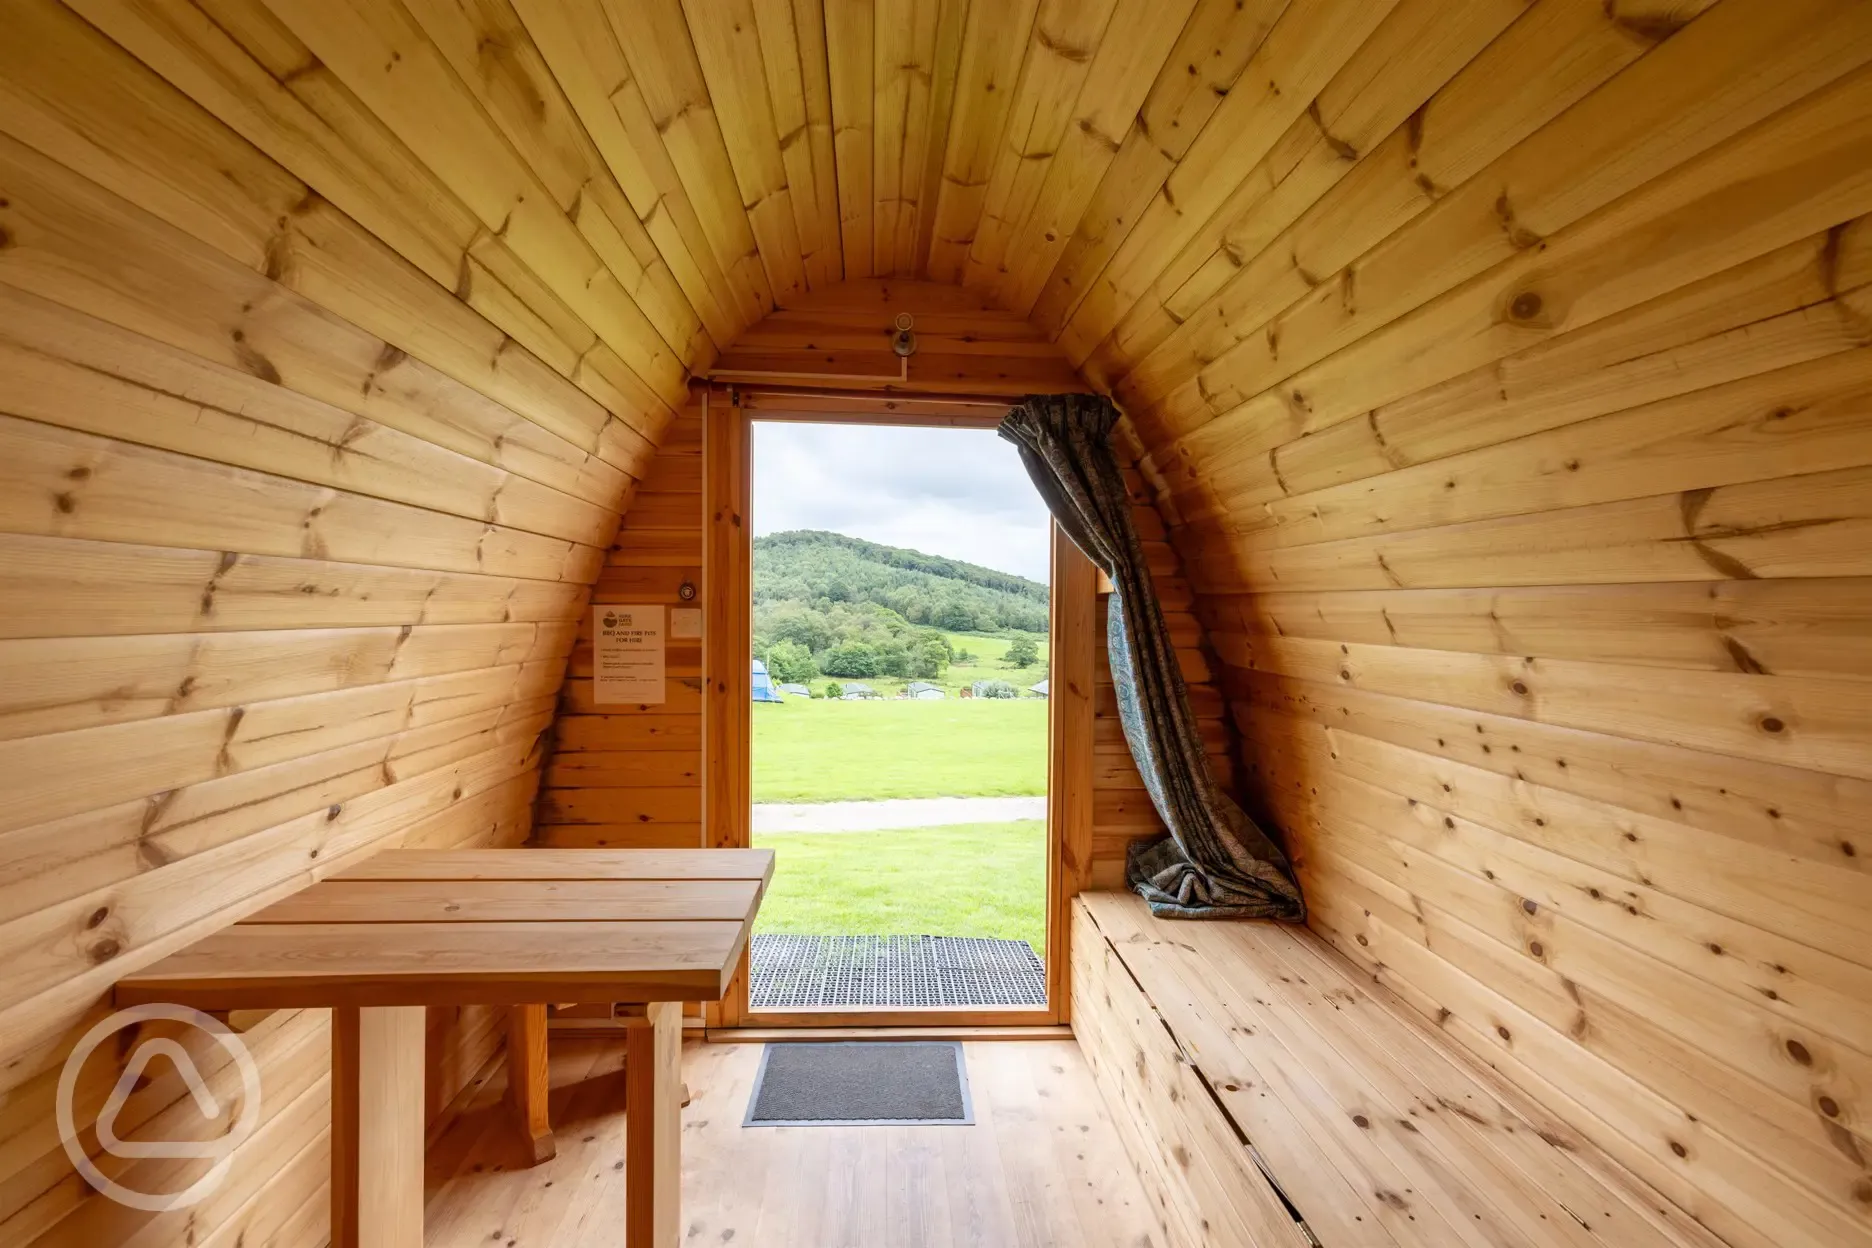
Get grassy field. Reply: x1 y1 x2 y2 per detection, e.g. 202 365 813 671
752 822 1046 953
753 697 1046 802
936 629 1049 692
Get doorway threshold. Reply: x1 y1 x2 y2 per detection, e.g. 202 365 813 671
750 934 1045 1010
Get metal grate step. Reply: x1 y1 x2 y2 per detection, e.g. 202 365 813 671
749 934 1046 1009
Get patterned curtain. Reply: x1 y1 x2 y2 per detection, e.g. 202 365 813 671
1000 394 1304 921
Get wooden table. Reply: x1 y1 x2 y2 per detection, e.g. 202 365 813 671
115 848 774 1248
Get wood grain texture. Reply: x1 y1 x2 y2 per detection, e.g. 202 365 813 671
421 1036 1164 1247
115 848 772 1010
1100 6 1872 1244
0 6 687 1240
6 5 1871 1246
1077 892 1734 1248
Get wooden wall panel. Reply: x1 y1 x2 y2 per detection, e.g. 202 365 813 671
1103 8 1872 1248
0 5 682 1243
536 406 707 853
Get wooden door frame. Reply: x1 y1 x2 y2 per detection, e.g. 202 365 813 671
702 384 1096 1028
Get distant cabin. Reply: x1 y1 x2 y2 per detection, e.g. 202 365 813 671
750 660 784 703
1028 680 1049 699
838 682 881 700
777 683 812 699
905 682 945 700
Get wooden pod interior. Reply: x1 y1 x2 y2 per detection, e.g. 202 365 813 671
1 1 1868 1245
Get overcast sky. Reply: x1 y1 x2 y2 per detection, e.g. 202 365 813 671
752 422 1053 584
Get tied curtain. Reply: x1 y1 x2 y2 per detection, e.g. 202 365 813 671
1000 394 1304 921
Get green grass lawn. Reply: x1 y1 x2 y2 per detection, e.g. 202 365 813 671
753 697 1046 802
752 822 1046 954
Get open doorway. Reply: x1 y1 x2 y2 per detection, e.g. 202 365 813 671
744 419 1055 1017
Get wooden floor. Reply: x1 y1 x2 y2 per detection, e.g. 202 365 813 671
424 1036 1164 1247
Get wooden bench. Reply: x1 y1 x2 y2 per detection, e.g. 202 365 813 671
1071 893 1727 1248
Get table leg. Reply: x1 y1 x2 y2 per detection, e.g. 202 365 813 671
331 1005 426 1248
507 1003 556 1164
622 1001 682 1247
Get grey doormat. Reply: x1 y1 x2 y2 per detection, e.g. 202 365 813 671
749 934 1046 1009
744 1041 973 1126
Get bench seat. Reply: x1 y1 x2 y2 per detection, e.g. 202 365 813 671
1071 892 1727 1248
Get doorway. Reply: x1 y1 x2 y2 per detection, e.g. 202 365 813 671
703 388 1095 1028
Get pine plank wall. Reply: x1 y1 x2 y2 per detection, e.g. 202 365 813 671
0 3 683 1243
1 1 1870 1246
537 406 706 853
1108 10 1872 1248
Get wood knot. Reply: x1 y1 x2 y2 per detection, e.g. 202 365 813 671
86 906 111 929
1521 898 1538 915
1510 680 1529 696
1819 1095 1840 1118
1509 291 1543 320
1352 1114 1370 1129
1786 1039 1812 1065
1758 715 1785 734
1669 1141 1687 1159
89 938 122 964
1496 1025 1512 1042
1528 941 1544 957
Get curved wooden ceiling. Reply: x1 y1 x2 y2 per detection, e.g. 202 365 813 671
39 0 1419 430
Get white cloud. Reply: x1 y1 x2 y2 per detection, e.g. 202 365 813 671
752 422 1053 583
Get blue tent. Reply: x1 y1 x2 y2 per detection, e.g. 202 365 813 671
751 659 784 703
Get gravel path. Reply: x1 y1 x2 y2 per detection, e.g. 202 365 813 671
752 795 1047 834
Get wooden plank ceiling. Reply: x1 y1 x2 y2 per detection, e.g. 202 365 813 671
33 0 1441 393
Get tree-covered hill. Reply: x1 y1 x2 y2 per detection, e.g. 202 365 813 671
753 530 1048 687
754 530 1048 634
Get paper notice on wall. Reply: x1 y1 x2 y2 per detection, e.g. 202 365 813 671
670 607 703 639
593 605 665 704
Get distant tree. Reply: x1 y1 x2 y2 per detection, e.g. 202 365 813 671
820 641 882 678
760 603 835 653
974 679 1019 699
931 597 980 632
911 638 950 680
1006 636 1040 668
825 682 843 700
954 647 976 663
872 641 912 678
765 639 818 685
